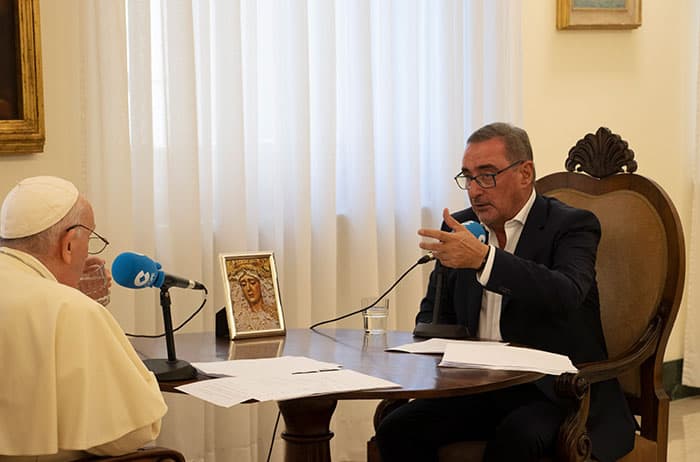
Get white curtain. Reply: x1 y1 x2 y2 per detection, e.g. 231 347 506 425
683 5 700 388
78 1 522 460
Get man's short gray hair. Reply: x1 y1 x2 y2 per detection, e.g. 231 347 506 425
467 122 533 163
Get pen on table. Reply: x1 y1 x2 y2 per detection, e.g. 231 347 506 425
291 368 340 375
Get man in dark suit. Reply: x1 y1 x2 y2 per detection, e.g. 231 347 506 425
375 123 635 462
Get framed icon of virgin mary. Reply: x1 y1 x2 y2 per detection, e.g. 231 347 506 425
219 251 285 340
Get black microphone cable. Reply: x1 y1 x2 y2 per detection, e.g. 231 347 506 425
125 287 209 338
266 410 281 462
309 253 434 330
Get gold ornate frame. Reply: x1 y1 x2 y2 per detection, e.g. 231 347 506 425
557 0 641 30
0 0 44 154
219 251 286 340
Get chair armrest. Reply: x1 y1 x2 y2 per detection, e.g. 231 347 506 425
554 314 660 403
573 313 662 387
551 313 663 462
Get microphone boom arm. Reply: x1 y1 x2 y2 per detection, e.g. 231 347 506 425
160 287 177 362
141 287 197 381
413 262 470 340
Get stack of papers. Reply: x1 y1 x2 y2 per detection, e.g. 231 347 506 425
175 356 400 408
193 356 343 377
439 342 577 375
387 338 504 354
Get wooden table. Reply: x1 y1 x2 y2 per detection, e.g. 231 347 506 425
131 329 543 462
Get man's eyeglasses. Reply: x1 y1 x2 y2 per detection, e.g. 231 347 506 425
454 160 524 190
66 224 110 255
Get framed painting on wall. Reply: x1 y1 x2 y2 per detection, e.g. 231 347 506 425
557 0 642 30
0 0 44 154
220 251 286 340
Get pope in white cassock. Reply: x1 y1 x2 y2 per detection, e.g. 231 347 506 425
0 177 167 461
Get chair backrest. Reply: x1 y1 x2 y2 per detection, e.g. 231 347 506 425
536 127 685 432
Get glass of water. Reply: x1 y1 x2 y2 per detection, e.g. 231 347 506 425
79 262 111 306
362 297 388 334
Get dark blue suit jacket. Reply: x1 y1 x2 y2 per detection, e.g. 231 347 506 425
417 194 635 462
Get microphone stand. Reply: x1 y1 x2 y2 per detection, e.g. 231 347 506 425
413 264 470 339
143 286 197 381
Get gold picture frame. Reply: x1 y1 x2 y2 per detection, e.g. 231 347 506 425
220 251 286 340
0 0 44 154
557 0 641 30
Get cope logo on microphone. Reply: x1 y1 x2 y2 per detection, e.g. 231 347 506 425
133 270 154 288
464 220 487 243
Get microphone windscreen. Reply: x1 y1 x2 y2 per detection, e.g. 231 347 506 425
463 220 487 243
112 252 164 289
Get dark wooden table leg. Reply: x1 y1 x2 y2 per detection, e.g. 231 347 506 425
278 397 338 462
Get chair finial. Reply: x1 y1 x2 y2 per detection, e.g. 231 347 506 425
565 127 637 179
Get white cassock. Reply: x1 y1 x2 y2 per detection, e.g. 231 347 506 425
0 247 167 457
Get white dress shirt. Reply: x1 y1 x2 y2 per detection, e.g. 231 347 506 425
476 188 536 340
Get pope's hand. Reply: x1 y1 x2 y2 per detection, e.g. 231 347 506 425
79 256 113 305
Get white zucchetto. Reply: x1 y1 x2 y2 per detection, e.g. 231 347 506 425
0 176 79 239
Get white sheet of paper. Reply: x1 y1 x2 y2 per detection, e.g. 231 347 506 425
386 338 505 354
176 377 255 407
175 369 401 408
439 342 577 375
192 356 342 377
250 369 401 402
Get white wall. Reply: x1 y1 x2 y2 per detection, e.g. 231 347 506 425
521 0 698 361
1 0 696 360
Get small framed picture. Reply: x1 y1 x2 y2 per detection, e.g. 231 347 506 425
556 0 641 30
219 252 286 340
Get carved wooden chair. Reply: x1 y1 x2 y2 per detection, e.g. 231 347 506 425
368 127 686 462
82 447 186 462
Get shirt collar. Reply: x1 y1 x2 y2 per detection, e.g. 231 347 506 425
507 187 537 227
482 187 537 236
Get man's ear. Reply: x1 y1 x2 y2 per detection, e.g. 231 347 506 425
60 227 77 264
520 160 535 185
